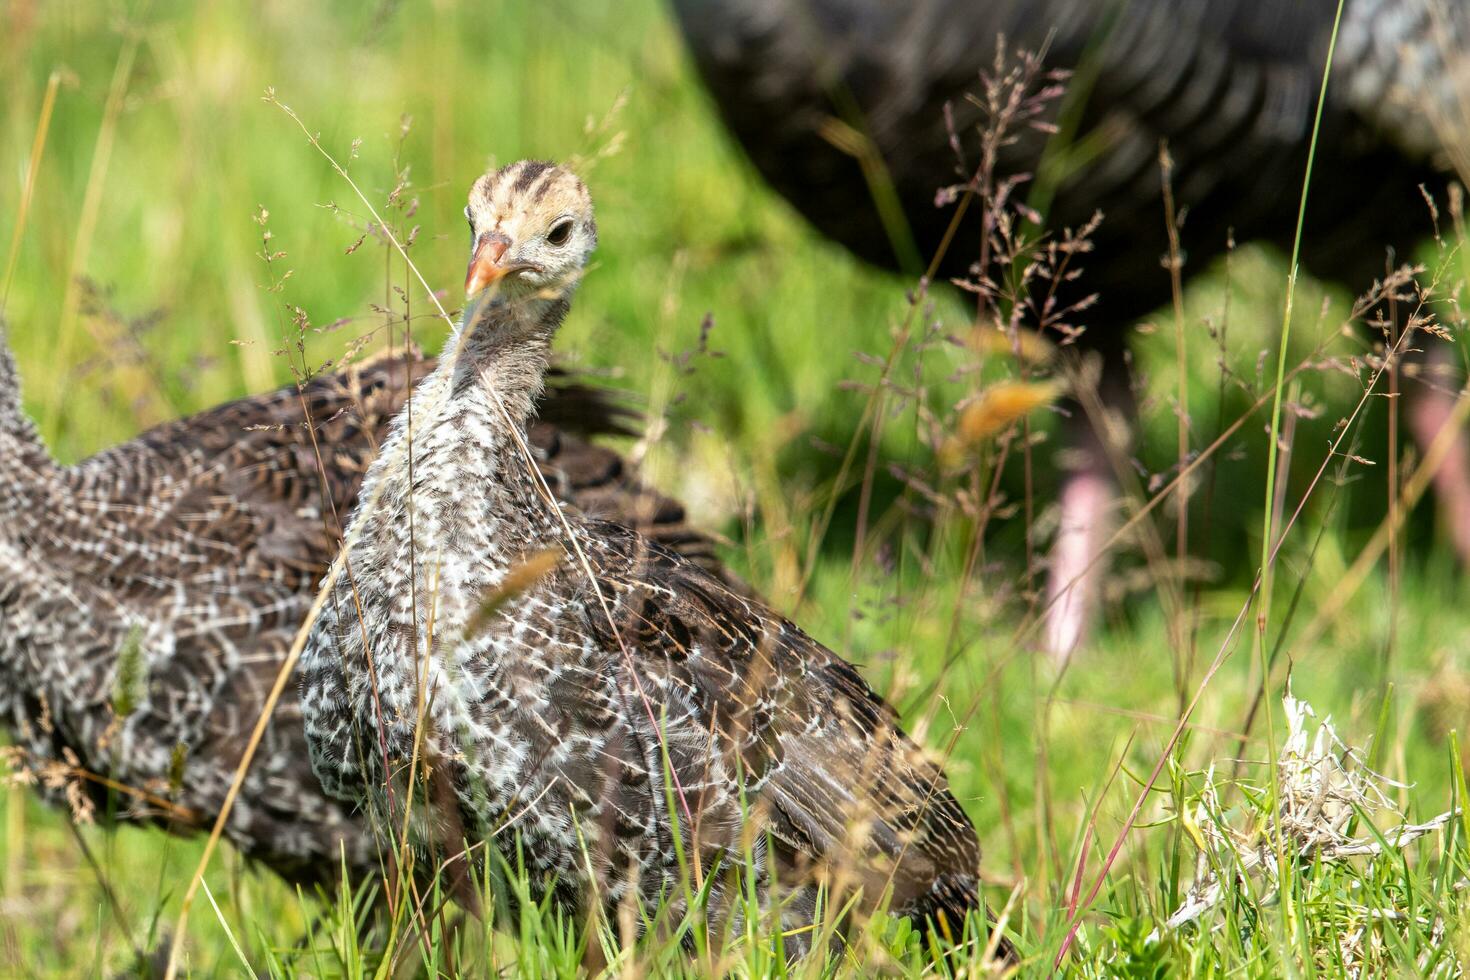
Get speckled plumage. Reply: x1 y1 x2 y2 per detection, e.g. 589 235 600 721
0 331 715 887
301 162 1003 957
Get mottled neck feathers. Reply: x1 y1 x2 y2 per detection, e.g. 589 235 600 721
444 294 570 428
0 328 60 517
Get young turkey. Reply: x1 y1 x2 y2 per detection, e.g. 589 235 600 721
0 325 712 887
671 0 1470 656
300 160 1009 961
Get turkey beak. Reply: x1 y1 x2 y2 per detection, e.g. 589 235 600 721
465 232 513 296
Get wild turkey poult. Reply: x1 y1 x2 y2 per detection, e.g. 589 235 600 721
300 160 1007 959
0 326 714 886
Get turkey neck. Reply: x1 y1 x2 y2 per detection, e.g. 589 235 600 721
445 294 569 427
0 333 186 561
387 292 570 512
0 333 63 528
345 292 573 623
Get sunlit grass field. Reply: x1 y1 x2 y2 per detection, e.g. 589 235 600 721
2 0 1470 975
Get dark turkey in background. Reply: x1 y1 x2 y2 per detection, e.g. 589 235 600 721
671 0 1470 655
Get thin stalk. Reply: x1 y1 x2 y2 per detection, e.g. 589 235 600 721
1385 267 1400 683
1 70 63 311
1253 0 1346 930
1160 141 1191 701
43 20 143 435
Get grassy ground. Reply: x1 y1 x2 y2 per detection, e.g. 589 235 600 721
2 0 1469 975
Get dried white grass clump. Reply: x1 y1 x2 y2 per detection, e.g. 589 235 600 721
1159 690 1456 939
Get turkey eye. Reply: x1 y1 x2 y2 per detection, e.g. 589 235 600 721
546 220 573 246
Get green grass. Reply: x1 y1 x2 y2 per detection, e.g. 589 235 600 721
2 0 1470 975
